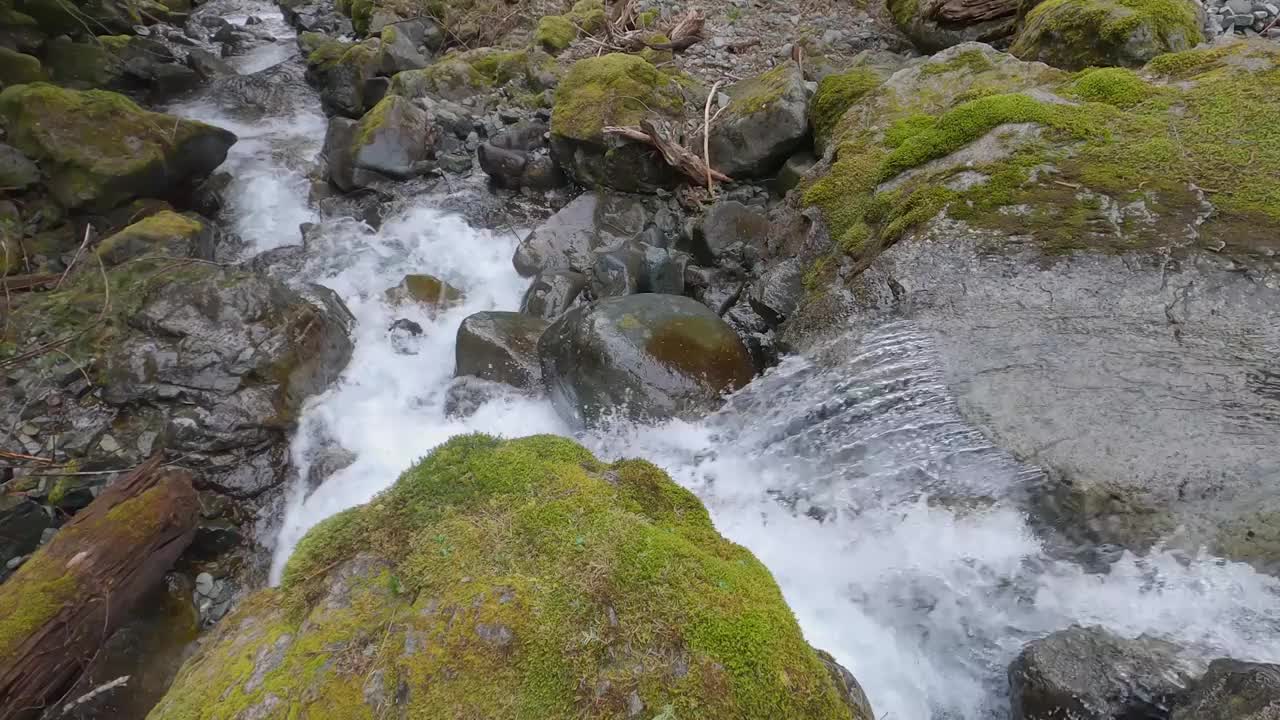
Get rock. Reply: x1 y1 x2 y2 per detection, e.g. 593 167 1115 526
889 0 1021 52
147 435 873 720
638 242 687 294
691 200 771 265
1009 626 1197 720
520 269 586 320
186 48 235 79
588 242 643 298
512 193 600 276
776 150 816 194
441 375 510 417
0 47 43 87
477 120 566 190
748 258 804 327
44 36 199 100
384 273 463 311
534 14 577 52
388 47 554 106
1011 0 1206 69
0 142 39 191
809 55 904 154
549 53 691 191
0 496 51 577
539 293 755 425
378 22 428 74
0 84 235 211
208 61 308 117
454 311 549 391
818 650 876 720
304 35 382 117
95 211 216 266
324 95 434 191
1171 659 1280 720
708 63 810 179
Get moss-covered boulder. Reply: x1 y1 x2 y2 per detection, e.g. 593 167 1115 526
0 84 236 211
95 211 214 266
389 47 557 105
535 14 577 52
0 142 39 190
148 434 872 720
44 35 199 98
1010 0 1205 70
708 63 810 178
16 0 140 36
303 34 383 117
888 0 1023 52
0 47 42 87
550 53 694 192
323 94 435 190
384 272 464 309
790 39 1280 572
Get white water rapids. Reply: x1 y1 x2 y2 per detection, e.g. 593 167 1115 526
172 6 1280 718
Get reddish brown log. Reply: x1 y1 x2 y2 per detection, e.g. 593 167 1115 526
0 457 199 720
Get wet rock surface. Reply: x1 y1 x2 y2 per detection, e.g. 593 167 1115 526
454 311 549 391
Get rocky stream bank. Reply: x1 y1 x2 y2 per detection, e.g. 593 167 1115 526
1 0 1278 714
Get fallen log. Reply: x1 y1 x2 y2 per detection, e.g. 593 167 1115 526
0 456 199 720
603 118 733 187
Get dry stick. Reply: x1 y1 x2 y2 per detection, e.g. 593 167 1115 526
704 80 724 196
62 676 129 715
0 449 54 463
56 225 94 290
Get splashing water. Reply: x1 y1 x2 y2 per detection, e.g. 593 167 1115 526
171 7 1280 718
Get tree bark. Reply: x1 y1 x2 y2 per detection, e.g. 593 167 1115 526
0 457 199 720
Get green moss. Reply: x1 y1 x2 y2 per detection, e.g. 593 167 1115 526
918 49 995 77
810 68 883 148
1068 66 1153 106
639 33 673 65
569 0 605 33
0 47 43 87
1145 42 1236 77
154 435 867 720
534 14 576 52
551 53 686 143
1011 0 1203 70
726 64 795 118
43 38 123 88
635 8 659 27
95 211 204 265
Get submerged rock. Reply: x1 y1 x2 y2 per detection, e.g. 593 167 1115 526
384 273 463 311
707 63 810 179
1009 626 1197 720
454 311 548 391
148 434 873 720
538 293 755 425
0 83 235 211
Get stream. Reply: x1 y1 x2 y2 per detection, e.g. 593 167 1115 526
171 4 1280 717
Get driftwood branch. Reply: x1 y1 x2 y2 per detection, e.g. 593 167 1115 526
0 456 198 720
604 118 732 186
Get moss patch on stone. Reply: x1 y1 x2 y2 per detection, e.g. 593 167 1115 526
95 210 205 265
1010 0 1204 70
150 435 869 720
550 53 686 143
810 68 884 149
534 14 576 52
1068 66 1154 106
918 48 995 77
0 47 43 87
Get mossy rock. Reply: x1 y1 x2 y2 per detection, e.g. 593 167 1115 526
389 48 554 104
0 83 236 211
16 0 140 36
384 273 464 310
534 14 577 53
887 0 1022 52
95 210 210 266
147 434 873 720
305 36 383 117
801 39 1280 268
0 47 43 87
1010 0 1205 70
43 36 125 88
549 53 694 191
569 0 605 33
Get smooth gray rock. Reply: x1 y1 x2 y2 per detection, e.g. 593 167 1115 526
513 193 600 276
638 243 688 295
520 270 586 320
454 311 549 391
350 95 433 181
708 63 811 178
588 243 642 299
0 143 39 191
477 121 565 190
776 150 816 195
748 258 804 326
1009 626 1197 720
538 293 755 426
379 21 429 74
691 200 771 265
1171 659 1280 720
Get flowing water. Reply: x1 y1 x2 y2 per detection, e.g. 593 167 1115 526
172 6 1280 717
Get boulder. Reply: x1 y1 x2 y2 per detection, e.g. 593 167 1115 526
303 34 382 117
0 84 235 211
324 95 435 191
748 257 804 327
707 63 810 179
519 269 586 320
0 142 39 191
1009 626 1197 720
454 311 549 391
549 53 692 191
44 35 199 100
147 435 874 720
538 293 755 425
1171 659 1280 720
384 273 463 311
378 21 428 74
512 192 600 276
691 199 771 265
888 0 1021 52
1010 0 1205 69
793 39 1280 570
0 496 51 576
388 48 556 106
95 211 216 266
776 150 817 194
587 242 642 298
477 120 566 190
638 242 687 295
534 14 577 52
0 47 43 87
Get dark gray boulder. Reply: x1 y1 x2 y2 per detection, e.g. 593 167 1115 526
638 243 687 295
588 243 642 299
1009 626 1197 720
0 143 39 191
1171 659 1280 720
748 258 804 327
477 121 565 191
520 270 586 320
324 95 434 191
708 63 810 179
454 311 549 391
378 21 429 74
538 293 756 425
0 497 51 577
512 193 600 276
690 200 771 265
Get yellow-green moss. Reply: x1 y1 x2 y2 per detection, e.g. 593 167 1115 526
0 47 43 86
918 49 995 77
1069 67 1154 107
95 211 204 265
1010 0 1203 70
534 14 576 52
888 0 918 29
725 64 795 118
1145 42 1236 77
151 435 868 720
810 68 883 147
551 53 686 143
569 0 605 33
636 8 659 27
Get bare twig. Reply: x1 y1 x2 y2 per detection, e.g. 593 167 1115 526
57 225 94 290
0 449 54 463
703 80 724 196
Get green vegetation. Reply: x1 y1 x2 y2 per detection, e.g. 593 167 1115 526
725 64 796 119
918 48 994 77
534 14 576 52
390 48 550 101
0 47 43 86
1010 0 1203 69
569 0 605 33
1068 66 1153 107
95 211 205 265
149 435 868 720
810 68 883 149
550 53 687 143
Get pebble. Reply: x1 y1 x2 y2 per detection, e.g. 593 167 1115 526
1268 2 1279 12
40 527 57 545
195 572 215 597
5 555 26 570
98 434 120 453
